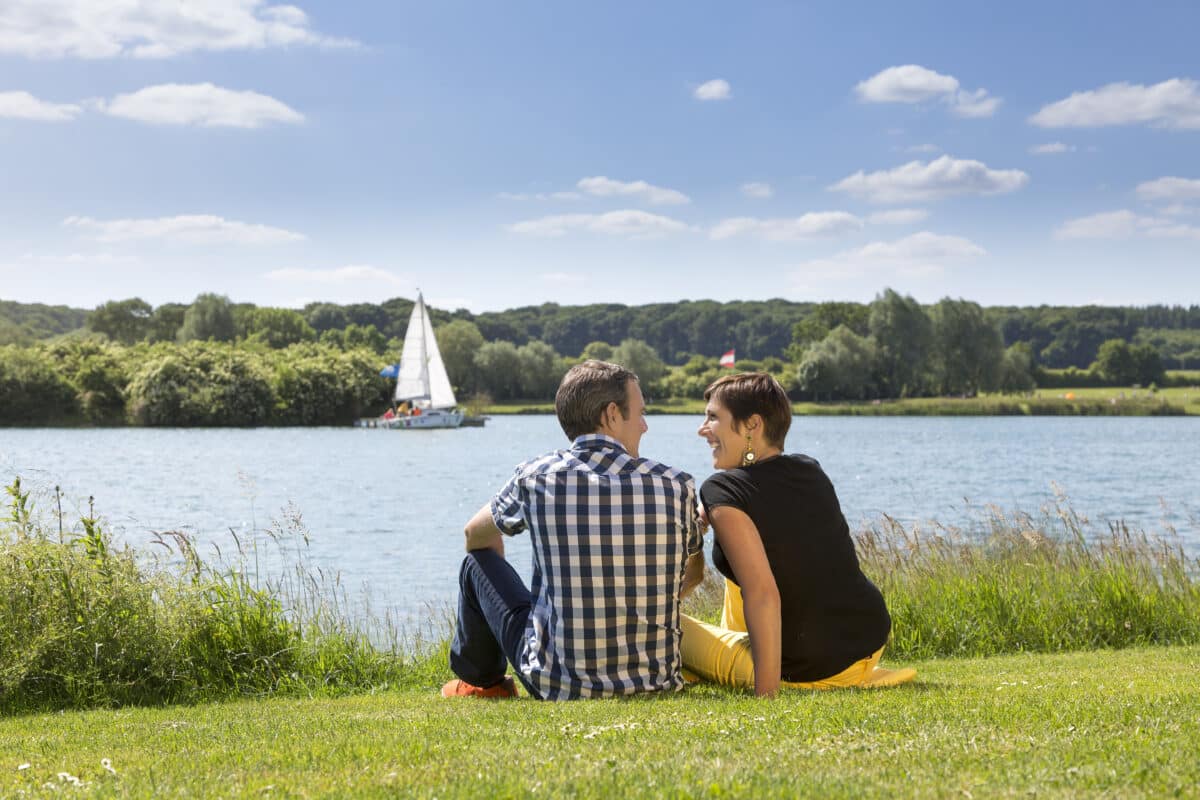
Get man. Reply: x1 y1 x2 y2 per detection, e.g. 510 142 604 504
442 360 705 700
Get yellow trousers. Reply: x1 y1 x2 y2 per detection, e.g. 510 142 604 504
680 579 891 690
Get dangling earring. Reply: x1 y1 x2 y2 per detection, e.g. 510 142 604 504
740 432 756 466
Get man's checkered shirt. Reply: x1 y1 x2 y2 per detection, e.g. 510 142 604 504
491 434 702 700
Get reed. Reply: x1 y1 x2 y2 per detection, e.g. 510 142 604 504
0 478 417 715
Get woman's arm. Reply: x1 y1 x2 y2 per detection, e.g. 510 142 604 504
709 505 781 697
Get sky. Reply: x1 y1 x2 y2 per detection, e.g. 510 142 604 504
1 0 1198 314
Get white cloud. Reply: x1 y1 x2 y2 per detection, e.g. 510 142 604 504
830 156 1029 204
0 0 356 59
794 231 986 280
577 176 690 205
1030 79 1200 130
1054 210 1141 239
1161 204 1199 217
868 208 929 225
95 83 303 128
1136 177 1200 202
694 79 732 101
741 182 774 199
507 210 691 238
1055 209 1200 241
64 214 305 244
1029 142 1075 155
0 90 82 121
855 65 1001 118
905 143 940 154
709 212 863 241
266 265 407 286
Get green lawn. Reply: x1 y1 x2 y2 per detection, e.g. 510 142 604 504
5 645 1199 798
484 385 1200 417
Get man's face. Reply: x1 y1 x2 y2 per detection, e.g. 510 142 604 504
609 380 648 457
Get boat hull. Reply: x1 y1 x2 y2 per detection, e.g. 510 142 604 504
357 409 464 429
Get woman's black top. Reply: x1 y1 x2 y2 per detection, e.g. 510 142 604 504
701 454 891 682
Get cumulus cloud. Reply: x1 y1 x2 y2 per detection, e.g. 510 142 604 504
0 0 355 59
0 90 82 121
577 176 690 205
709 212 863 241
1136 177 1200 202
64 214 305 244
1029 142 1075 155
741 182 774 199
868 208 929 225
507 210 691 238
94 83 303 128
694 79 732 101
794 231 986 280
265 265 406 286
1055 209 1200 241
855 65 1001 118
1030 79 1200 130
830 156 1029 204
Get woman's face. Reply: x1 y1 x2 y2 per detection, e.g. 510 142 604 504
698 397 744 470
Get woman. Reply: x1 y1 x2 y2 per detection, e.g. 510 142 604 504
681 372 915 697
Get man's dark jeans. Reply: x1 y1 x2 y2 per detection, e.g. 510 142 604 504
450 549 540 698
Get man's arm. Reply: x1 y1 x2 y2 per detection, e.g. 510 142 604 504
464 502 505 556
679 550 705 600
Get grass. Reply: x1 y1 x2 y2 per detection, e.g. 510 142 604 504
6 479 1200 795
3 645 1199 798
485 385 1200 416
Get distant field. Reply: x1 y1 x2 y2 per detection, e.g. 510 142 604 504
485 385 1200 417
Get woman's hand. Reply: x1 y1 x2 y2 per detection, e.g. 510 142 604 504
709 505 781 698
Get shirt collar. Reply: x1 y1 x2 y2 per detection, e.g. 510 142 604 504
570 433 627 455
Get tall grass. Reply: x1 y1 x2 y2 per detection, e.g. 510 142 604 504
685 494 1200 661
0 478 424 715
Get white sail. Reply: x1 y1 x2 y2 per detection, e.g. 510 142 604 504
394 292 457 409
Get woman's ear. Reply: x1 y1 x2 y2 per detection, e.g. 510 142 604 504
747 413 765 433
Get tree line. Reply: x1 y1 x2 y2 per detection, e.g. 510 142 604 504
4 292 1200 370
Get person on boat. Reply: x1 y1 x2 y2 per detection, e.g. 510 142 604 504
682 372 915 697
441 359 705 700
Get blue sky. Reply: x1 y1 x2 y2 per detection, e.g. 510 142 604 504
1 0 1198 313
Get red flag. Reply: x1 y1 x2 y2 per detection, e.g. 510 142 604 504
719 349 736 368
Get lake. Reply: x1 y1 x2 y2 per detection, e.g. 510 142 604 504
2 416 1198 626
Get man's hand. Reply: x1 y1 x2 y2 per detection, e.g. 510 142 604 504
464 502 504 555
679 550 705 600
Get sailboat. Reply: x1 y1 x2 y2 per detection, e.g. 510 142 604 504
381 292 464 429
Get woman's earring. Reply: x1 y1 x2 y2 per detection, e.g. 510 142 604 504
740 433 756 466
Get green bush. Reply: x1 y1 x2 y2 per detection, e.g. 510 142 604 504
126 343 275 426
0 345 77 425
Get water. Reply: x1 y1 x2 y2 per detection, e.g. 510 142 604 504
2 417 1197 624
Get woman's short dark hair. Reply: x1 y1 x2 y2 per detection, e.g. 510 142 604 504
556 360 638 440
704 372 791 448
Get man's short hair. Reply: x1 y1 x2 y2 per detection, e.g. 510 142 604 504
556 360 638 440
704 372 792 448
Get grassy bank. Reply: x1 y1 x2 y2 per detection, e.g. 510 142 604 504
485 385 1200 416
4 644 1199 798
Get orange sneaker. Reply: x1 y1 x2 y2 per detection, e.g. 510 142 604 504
440 676 519 699
861 666 918 688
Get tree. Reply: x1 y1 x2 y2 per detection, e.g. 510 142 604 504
930 298 1005 395
473 341 523 401
243 308 316 349
581 341 614 361
1093 339 1137 384
436 320 486 394
869 289 933 397
995 343 1036 394
342 323 387 354
147 303 187 343
178 294 235 343
517 340 563 398
795 325 879 401
88 298 153 344
611 339 667 393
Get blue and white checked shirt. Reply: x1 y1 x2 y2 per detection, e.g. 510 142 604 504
491 434 702 700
